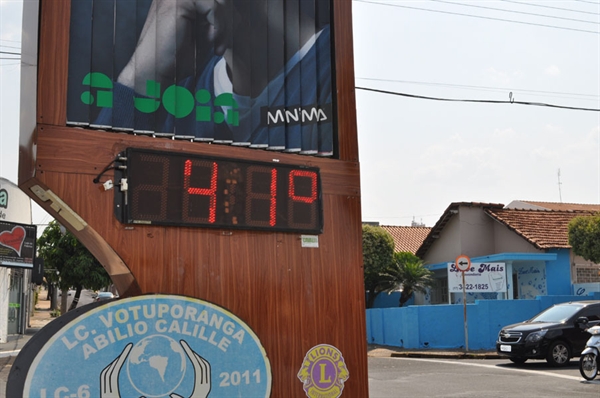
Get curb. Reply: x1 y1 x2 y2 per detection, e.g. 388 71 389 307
390 352 501 359
367 345 501 360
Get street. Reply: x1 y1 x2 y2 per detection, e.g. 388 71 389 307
368 356 600 397
3 351 599 396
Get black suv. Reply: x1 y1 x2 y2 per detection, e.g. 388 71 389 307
496 301 600 366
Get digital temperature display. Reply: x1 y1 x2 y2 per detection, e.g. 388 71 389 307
116 148 323 233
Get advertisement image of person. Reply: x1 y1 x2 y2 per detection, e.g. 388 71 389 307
100 340 212 398
93 0 333 155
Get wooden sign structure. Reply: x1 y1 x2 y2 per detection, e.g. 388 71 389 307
18 0 367 396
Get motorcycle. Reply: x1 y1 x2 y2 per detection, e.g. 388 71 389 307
579 322 600 381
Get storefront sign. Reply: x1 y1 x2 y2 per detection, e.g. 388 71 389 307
20 295 271 398
0 178 32 224
447 262 506 293
0 221 36 269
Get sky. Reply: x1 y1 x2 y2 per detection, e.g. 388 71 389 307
1 0 599 230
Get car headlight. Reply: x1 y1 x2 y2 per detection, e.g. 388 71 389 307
525 330 547 343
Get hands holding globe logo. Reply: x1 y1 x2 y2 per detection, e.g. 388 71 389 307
100 336 211 398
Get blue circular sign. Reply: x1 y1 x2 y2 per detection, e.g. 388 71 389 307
22 295 271 398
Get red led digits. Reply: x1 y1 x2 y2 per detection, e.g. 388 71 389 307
288 170 317 203
288 170 318 227
245 166 277 227
183 159 218 223
270 168 277 226
122 148 322 233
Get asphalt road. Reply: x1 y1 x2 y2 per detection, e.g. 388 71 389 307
3 355 598 397
368 356 600 397
3 311 599 397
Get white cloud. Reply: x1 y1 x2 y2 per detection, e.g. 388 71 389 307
492 128 516 139
544 65 561 76
531 146 558 160
483 67 524 86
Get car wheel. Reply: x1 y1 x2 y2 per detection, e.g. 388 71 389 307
509 357 527 365
546 341 571 367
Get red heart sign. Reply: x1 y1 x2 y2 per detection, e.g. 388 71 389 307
0 226 26 256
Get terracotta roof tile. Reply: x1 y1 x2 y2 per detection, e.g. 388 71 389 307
485 208 597 249
380 225 431 254
509 201 600 212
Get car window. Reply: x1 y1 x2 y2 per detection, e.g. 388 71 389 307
578 305 600 321
530 304 583 323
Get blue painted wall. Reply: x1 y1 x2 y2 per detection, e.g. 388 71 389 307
546 249 573 295
366 293 600 350
372 291 414 308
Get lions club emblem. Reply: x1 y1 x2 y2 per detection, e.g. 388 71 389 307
297 344 349 398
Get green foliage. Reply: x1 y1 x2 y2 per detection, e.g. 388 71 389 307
37 221 112 307
568 215 600 263
362 225 395 308
380 252 433 307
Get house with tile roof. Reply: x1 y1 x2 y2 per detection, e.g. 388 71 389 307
416 201 600 304
379 225 431 255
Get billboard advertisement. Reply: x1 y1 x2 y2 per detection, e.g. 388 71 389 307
0 221 36 269
447 262 506 293
66 0 334 156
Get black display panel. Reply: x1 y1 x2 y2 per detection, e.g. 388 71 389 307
115 148 323 233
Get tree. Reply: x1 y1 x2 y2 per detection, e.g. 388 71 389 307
568 214 600 263
380 252 433 307
37 221 112 313
362 225 395 308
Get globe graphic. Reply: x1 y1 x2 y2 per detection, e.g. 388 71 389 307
126 335 187 397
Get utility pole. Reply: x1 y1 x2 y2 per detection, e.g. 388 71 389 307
558 169 563 203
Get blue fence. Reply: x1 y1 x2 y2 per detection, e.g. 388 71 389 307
366 293 600 350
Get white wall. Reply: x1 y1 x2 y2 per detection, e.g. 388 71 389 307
458 206 496 257
424 215 461 264
0 178 32 342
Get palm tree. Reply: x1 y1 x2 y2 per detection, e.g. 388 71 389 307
380 252 434 307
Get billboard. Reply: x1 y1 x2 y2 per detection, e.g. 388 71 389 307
66 0 334 156
0 221 36 269
447 262 506 293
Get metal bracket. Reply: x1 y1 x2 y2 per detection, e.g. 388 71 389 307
30 185 87 231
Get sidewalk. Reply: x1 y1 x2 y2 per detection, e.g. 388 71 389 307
0 289 54 358
368 344 501 359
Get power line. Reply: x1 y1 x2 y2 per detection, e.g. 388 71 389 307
429 0 599 25
572 0 600 5
500 0 600 16
356 86 600 112
0 51 21 56
353 0 600 34
0 44 22 50
356 77 600 101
